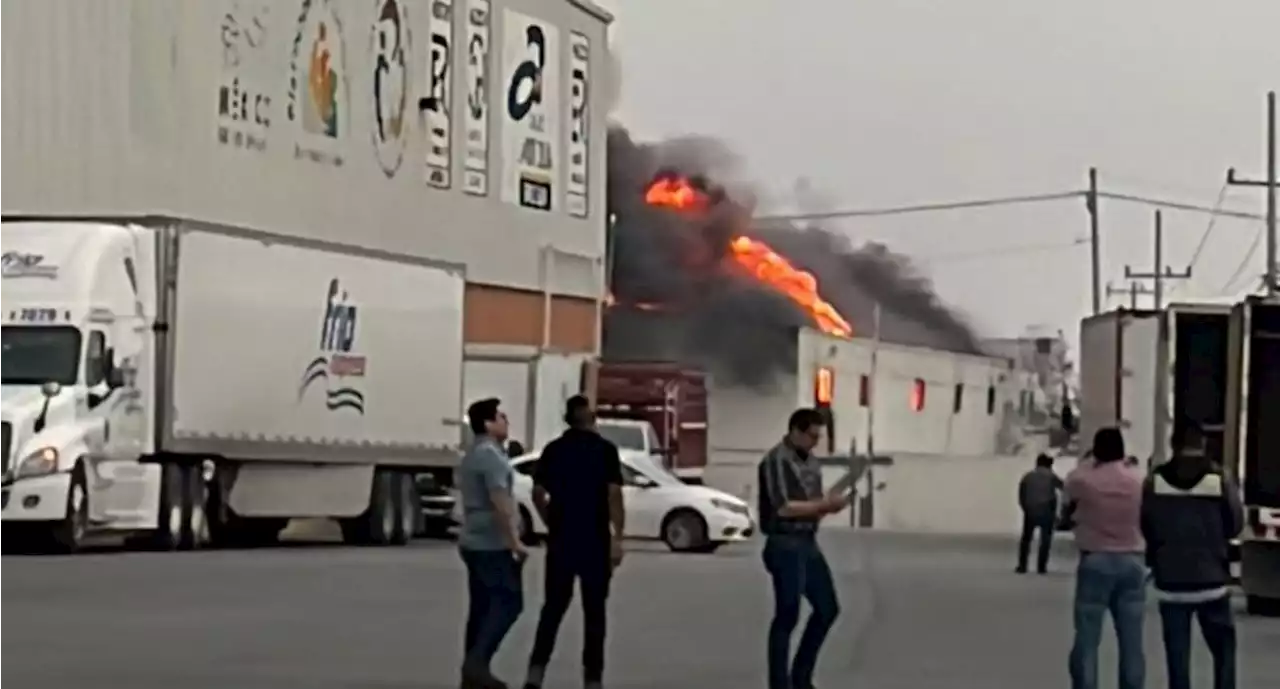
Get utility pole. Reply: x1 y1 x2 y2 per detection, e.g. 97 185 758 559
1087 167 1102 314
1107 281 1155 310
1226 90 1277 296
1124 210 1192 310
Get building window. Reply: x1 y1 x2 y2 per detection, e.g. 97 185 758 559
910 378 926 412
814 367 834 405
859 374 870 407
986 385 997 415
953 383 964 414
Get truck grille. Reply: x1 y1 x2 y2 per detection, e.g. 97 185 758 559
1 422 11 474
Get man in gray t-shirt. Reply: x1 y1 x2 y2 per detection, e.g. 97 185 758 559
456 398 526 689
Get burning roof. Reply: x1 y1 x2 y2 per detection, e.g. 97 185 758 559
604 126 980 386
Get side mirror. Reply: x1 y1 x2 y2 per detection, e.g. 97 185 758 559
106 366 126 389
632 476 658 489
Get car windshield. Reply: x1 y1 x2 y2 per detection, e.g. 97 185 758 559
1 326 81 385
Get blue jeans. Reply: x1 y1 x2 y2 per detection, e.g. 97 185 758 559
763 534 840 689
460 548 524 676
1159 597 1236 689
1069 551 1147 689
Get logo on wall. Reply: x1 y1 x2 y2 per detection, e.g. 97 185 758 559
461 0 491 196
566 32 590 218
1 252 58 279
299 278 367 414
217 0 272 153
371 0 410 178
287 0 348 167
421 0 455 189
500 10 559 212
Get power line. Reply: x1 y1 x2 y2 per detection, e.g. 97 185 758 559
1221 225 1264 295
1094 191 1266 221
1187 182 1230 269
919 237 1090 265
753 191 1085 222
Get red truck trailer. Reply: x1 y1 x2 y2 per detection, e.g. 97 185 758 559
586 361 709 483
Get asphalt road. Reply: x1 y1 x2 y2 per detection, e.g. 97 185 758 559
3 530 1279 689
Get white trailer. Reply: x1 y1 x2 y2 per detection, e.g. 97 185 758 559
1 219 465 551
1078 304 1232 467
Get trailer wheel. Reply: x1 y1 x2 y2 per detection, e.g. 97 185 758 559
341 469 396 546
391 472 416 545
49 461 90 553
152 463 205 551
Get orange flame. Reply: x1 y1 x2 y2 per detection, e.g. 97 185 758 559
643 176 854 338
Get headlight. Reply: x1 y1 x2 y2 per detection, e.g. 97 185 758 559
15 447 59 478
711 497 747 515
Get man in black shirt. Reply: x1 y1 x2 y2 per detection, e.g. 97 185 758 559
758 408 850 689
523 395 625 689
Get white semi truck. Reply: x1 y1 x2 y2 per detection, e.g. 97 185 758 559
1079 299 1280 614
1 220 465 552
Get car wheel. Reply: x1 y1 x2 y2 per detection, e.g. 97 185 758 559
662 509 708 552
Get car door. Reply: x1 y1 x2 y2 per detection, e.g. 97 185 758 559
619 462 665 538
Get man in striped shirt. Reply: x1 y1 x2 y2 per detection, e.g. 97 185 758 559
757 408 850 689
1141 422 1244 689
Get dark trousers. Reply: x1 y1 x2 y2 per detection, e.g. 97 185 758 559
461 548 524 676
528 544 612 682
763 534 841 689
1017 511 1055 572
1159 596 1237 689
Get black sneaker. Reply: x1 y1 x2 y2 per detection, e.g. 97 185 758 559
1015 566 1027 574
461 668 509 689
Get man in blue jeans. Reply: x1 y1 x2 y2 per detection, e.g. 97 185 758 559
1063 428 1148 689
757 408 851 689
457 398 528 689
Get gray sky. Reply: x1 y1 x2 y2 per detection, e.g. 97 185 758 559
595 0 1279 340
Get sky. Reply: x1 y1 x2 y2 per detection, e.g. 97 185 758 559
592 0 1279 341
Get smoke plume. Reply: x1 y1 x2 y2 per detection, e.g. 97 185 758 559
603 126 981 386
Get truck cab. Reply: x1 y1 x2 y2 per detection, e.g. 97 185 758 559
2 222 160 550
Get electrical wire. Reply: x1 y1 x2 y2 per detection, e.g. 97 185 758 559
919 237 1091 265
1094 191 1266 221
1186 182 1230 270
1220 226 1264 295
753 191 1085 222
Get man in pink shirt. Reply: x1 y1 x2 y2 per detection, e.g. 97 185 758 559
1063 427 1147 689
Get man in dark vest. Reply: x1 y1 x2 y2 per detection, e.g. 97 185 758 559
1141 422 1244 689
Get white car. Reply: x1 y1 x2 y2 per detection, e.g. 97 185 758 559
508 449 754 552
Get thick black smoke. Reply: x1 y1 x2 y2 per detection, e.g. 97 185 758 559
603 126 980 386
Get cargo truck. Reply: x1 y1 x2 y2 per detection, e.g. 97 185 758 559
1 219 465 552
590 361 709 483
1079 300 1280 614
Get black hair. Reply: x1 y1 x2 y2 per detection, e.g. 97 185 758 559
563 394 592 426
1036 453 1054 468
1092 427 1126 463
787 408 826 433
467 397 501 435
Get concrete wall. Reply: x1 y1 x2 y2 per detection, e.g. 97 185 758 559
705 451 1042 537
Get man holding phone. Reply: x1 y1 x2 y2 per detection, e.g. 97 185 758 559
758 408 852 689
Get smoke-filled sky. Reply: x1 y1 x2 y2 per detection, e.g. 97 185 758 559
594 0 1279 342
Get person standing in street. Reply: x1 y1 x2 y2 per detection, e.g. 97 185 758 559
757 408 851 689
523 395 625 689
1063 427 1148 689
457 398 527 689
1017 453 1065 574
1141 422 1244 689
